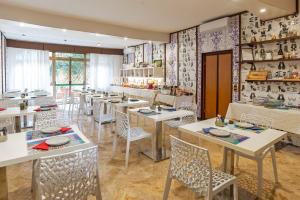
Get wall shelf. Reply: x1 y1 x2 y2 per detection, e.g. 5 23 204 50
239 35 300 47
245 79 300 83
241 58 300 64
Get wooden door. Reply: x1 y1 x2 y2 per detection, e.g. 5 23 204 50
202 51 232 119
203 54 218 119
218 53 232 116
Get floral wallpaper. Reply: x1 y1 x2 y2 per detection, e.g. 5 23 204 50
143 43 153 64
178 28 197 93
135 44 143 65
166 33 178 86
197 15 240 117
241 12 300 107
152 43 165 66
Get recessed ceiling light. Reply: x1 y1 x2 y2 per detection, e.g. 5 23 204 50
124 37 128 41
148 41 152 44
97 43 101 47
19 22 25 27
260 8 266 13
62 29 67 32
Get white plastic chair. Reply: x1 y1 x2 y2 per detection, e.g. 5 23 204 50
92 100 114 143
113 111 151 168
163 102 197 138
32 146 102 200
163 136 238 200
235 113 277 198
33 110 58 130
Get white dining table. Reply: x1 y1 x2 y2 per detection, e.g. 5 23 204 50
0 124 91 200
179 118 287 197
0 106 39 132
128 107 194 161
102 99 149 113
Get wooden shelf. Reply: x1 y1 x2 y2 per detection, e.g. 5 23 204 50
245 79 300 83
239 35 300 47
241 58 300 64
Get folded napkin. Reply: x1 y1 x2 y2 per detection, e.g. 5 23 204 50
34 108 41 112
0 108 6 111
60 127 72 133
202 127 216 134
33 141 49 150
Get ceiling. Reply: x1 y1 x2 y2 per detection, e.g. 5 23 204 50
0 0 297 33
0 19 150 49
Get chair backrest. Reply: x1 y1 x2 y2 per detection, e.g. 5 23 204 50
30 96 56 107
34 110 58 130
178 102 197 123
240 113 273 128
169 136 212 196
93 100 113 121
34 146 100 200
115 111 130 139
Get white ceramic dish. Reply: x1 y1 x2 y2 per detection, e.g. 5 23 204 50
41 126 61 134
235 122 254 129
209 129 231 137
45 136 70 146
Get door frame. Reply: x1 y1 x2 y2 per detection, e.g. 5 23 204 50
201 50 233 119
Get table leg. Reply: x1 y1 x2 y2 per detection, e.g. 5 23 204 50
142 121 169 162
15 116 21 133
0 167 8 200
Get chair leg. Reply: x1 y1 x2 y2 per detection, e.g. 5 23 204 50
270 146 279 183
125 140 131 169
31 160 36 192
257 158 263 198
97 121 103 143
163 168 172 200
233 182 238 200
95 168 102 200
236 155 240 168
112 134 118 157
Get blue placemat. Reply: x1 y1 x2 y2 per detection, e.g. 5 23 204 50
201 127 249 145
26 129 74 141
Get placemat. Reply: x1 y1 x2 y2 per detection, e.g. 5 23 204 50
233 124 266 134
200 127 249 145
138 111 161 116
26 129 74 141
27 133 85 151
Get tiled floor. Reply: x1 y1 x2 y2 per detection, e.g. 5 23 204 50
6 110 300 200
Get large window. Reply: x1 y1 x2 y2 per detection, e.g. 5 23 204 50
50 52 89 98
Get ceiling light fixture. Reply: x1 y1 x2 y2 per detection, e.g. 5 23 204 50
62 29 67 32
19 22 25 27
260 8 266 13
148 41 152 44
124 37 128 41
97 43 101 47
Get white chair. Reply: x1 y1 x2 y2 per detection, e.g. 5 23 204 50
113 111 151 168
32 146 102 200
163 102 197 138
30 96 56 107
33 110 58 130
0 117 15 133
235 113 277 198
77 93 92 118
92 100 114 143
163 136 238 200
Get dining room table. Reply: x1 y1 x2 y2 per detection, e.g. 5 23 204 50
128 106 194 161
0 124 92 200
102 98 149 113
178 118 287 198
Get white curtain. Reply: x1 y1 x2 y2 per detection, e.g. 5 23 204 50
6 47 51 92
88 54 122 90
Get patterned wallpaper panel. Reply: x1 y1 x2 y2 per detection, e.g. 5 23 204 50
178 28 197 93
152 43 165 66
134 44 143 65
143 43 152 64
241 12 300 107
197 15 240 117
166 33 178 86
